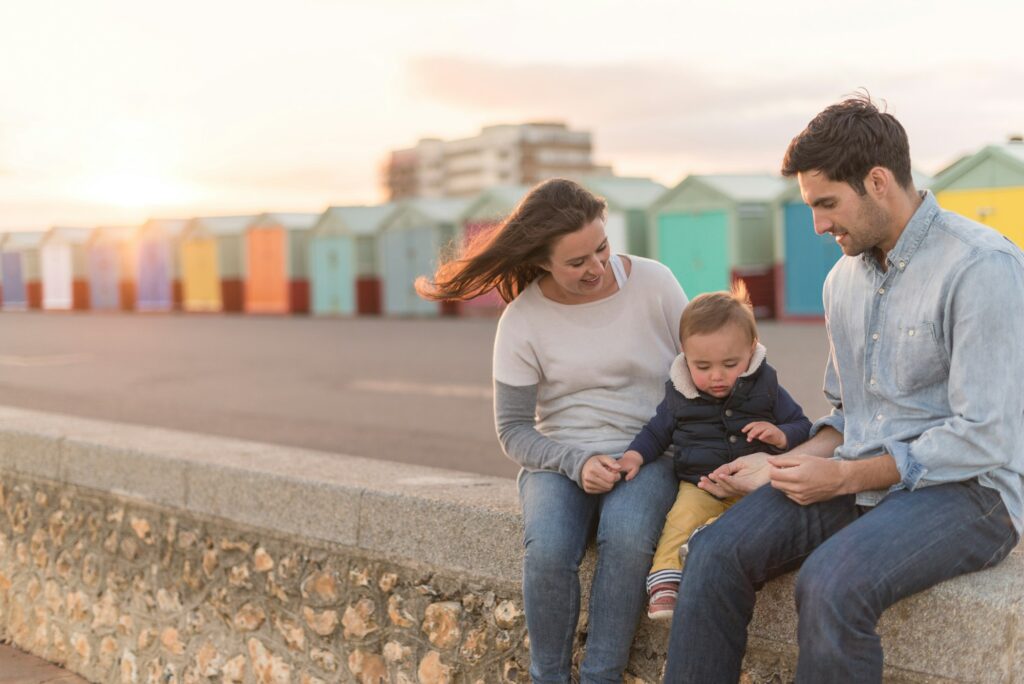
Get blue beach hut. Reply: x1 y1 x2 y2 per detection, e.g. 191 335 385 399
309 204 395 316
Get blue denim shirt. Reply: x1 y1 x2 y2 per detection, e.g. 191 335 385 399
811 191 1024 534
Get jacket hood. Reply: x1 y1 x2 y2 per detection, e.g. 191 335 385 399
669 342 768 399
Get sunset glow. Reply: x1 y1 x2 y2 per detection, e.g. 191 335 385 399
1 0 1022 231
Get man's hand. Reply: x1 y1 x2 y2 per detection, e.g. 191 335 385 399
767 454 847 505
698 453 772 498
618 450 643 481
581 455 623 494
742 421 787 449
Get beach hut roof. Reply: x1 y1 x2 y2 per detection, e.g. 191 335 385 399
458 185 532 223
583 176 667 210
314 204 397 236
930 142 1024 193
1 231 46 250
653 174 791 214
402 197 472 224
251 212 321 231
697 175 791 202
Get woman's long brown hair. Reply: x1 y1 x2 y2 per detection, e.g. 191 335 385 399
415 179 607 303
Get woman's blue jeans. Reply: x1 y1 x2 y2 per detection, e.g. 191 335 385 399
663 480 1019 683
518 456 677 684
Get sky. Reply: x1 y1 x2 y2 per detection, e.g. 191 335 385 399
1 0 1023 231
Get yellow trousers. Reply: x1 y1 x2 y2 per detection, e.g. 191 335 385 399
650 481 736 573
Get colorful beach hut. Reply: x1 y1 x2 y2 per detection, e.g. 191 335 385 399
179 216 256 313
309 204 395 316
1 231 46 310
774 184 843 319
582 175 667 257
244 213 319 315
931 140 1024 247
379 197 470 316
87 226 136 311
40 227 92 310
774 168 934 319
650 174 790 318
136 219 188 312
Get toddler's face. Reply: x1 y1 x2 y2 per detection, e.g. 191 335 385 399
683 323 756 398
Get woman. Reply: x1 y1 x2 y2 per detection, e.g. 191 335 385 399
417 179 686 683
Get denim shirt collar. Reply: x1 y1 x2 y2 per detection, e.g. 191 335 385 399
861 191 939 274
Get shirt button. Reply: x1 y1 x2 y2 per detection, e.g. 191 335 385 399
877 414 884 421
899 260 906 269
729 435 738 443
870 378 877 385
908 329 916 337
878 287 886 295
872 333 879 341
725 409 733 417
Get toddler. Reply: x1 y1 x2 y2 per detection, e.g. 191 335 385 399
617 283 812 620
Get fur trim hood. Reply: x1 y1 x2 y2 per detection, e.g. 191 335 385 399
669 342 768 399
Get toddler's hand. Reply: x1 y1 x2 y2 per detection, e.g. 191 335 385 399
741 422 787 449
618 450 643 481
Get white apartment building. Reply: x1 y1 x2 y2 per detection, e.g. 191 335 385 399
383 122 611 200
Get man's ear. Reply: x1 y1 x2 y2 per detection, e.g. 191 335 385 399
864 166 891 199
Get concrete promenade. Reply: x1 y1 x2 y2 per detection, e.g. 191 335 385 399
0 313 833 479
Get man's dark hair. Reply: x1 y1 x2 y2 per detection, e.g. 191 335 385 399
781 94 913 195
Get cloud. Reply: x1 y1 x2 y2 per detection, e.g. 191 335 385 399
406 56 1024 175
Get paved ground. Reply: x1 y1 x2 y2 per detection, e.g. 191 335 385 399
0 312 831 479
0 643 86 683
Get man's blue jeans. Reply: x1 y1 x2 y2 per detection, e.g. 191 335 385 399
664 480 1019 683
518 456 677 684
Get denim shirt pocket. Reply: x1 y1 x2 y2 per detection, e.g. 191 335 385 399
894 321 948 392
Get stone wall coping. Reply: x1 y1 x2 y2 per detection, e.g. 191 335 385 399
1 404 1022 680
0 405 523 582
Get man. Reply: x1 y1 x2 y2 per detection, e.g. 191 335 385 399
663 96 1024 683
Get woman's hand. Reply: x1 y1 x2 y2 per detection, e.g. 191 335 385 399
697 453 772 498
581 455 624 494
741 421 787 449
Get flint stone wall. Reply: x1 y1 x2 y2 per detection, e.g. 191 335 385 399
0 405 1021 683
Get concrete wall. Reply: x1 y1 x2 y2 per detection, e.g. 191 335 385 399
0 405 1021 683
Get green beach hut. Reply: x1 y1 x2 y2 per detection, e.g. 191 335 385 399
309 204 396 316
650 174 790 317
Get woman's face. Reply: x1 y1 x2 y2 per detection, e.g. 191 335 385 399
541 216 614 304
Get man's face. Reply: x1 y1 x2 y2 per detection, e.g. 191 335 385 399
798 170 893 258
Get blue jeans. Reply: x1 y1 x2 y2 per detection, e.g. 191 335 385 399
519 456 677 684
664 480 1019 683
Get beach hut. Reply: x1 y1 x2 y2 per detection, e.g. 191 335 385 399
931 140 1024 247
1 232 46 310
582 175 667 257
309 204 395 316
379 197 471 316
179 216 256 313
458 186 531 316
87 226 136 311
774 168 934 319
136 219 188 312
774 184 843 319
650 174 790 318
40 227 92 310
244 213 319 315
